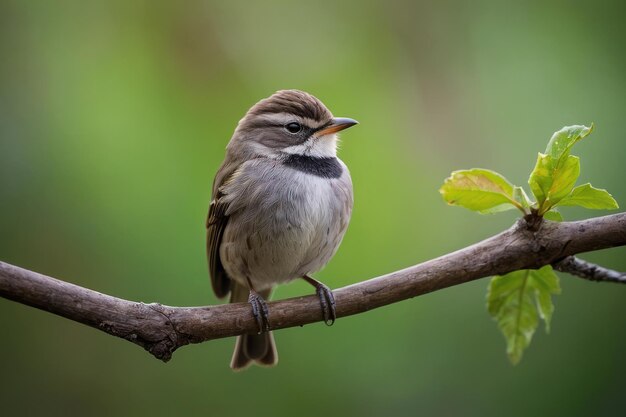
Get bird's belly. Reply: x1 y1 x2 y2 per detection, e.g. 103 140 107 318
220 175 349 291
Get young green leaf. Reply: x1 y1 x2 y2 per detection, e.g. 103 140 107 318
487 266 561 364
530 266 561 333
487 270 537 365
545 124 593 165
547 155 580 202
528 153 550 205
513 186 532 210
542 209 563 222
556 183 619 210
528 124 593 214
528 154 580 214
440 169 523 214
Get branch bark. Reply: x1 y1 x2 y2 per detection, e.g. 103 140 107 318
553 256 626 283
1 213 626 362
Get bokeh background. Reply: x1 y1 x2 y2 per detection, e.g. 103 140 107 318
1 0 625 416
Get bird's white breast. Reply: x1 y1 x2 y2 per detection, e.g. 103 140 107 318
219 159 353 291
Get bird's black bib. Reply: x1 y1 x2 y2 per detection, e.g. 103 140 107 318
282 154 343 179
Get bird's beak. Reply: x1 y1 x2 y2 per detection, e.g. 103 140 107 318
316 117 359 136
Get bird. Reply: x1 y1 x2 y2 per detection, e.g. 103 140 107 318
206 89 357 370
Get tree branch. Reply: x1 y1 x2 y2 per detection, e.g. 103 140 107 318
1 213 626 362
553 256 626 283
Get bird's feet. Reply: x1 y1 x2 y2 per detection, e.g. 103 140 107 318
248 290 270 334
316 283 336 326
303 275 336 326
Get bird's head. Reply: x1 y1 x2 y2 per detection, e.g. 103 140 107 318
230 90 357 159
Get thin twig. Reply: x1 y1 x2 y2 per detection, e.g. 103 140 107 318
1 212 626 362
553 256 626 284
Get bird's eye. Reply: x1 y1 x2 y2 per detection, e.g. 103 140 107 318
285 122 302 134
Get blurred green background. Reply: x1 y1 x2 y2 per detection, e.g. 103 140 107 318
1 0 625 416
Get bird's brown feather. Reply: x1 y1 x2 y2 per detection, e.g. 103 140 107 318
206 196 230 298
206 160 241 299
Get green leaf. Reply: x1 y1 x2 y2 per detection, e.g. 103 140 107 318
513 186 532 210
548 155 580 202
486 266 561 364
528 124 593 214
545 124 593 165
528 154 580 213
530 266 561 333
440 169 523 214
556 183 619 210
487 270 537 365
528 153 549 204
543 209 563 222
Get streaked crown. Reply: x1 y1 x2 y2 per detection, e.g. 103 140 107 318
247 90 333 125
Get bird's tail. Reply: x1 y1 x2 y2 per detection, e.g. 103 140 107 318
229 282 278 370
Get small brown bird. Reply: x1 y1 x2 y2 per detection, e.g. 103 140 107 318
207 90 357 369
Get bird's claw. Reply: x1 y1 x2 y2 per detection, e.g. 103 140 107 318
315 283 336 326
248 291 270 334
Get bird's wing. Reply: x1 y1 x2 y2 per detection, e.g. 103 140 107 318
206 159 241 299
